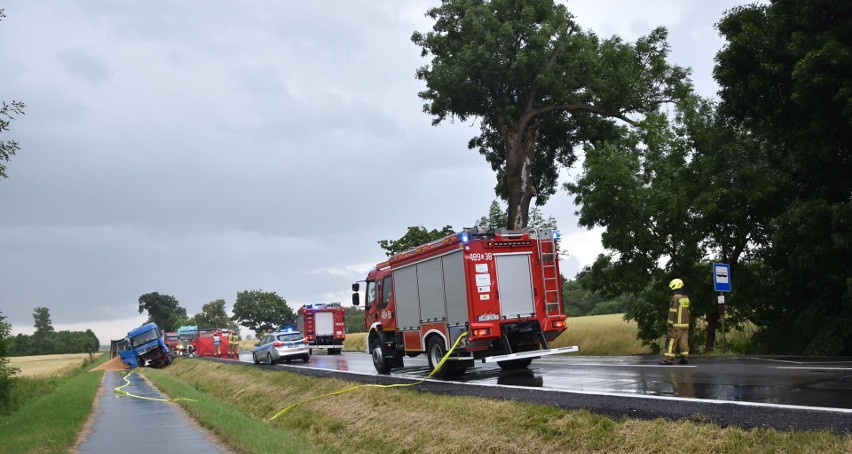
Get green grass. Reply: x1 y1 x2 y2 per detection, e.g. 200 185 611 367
142 358 851 454
0 353 107 453
142 368 330 454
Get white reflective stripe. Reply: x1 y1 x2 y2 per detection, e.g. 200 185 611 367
483 346 579 363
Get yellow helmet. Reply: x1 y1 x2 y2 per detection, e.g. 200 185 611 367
669 278 684 290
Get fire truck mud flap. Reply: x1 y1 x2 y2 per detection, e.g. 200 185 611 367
482 345 579 363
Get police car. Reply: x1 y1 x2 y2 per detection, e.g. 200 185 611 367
252 329 311 364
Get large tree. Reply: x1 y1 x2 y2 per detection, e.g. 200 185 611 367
0 9 25 179
232 290 293 337
714 0 852 355
412 0 690 228
137 292 187 332
32 307 54 342
567 93 778 352
378 225 455 257
194 299 237 330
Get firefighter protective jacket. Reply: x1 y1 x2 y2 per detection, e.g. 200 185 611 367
668 291 691 328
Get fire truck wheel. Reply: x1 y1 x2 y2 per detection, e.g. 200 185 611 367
370 337 392 375
426 337 449 379
252 353 260 364
497 358 533 370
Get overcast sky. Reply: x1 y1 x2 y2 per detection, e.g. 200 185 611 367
0 1 751 343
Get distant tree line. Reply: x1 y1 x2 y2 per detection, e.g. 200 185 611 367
137 290 294 339
6 307 99 356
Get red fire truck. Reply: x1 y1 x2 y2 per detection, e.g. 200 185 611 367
296 303 346 354
164 331 180 351
352 226 577 377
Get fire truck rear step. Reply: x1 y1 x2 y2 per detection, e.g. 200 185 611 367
483 345 579 363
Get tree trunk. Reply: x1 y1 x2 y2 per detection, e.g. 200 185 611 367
504 129 536 230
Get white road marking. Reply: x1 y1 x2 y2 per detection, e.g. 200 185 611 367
757 357 852 365
442 378 852 414
537 363 697 368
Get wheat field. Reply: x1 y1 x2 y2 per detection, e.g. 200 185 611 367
8 353 94 377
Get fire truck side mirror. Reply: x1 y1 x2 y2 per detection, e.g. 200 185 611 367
352 283 360 292
351 292 360 306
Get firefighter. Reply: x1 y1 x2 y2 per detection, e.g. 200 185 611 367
213 331 222 357
660 278 690 365
228 330 240 358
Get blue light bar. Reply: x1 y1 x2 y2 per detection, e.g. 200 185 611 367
459 232 470 244
553 230 559 241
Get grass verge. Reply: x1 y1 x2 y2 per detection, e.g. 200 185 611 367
0 353 107 453
144 358 851 454
142 368 328 454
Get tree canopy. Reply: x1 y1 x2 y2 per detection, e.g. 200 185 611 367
32 307 54 339
137 292 187 332
378 225 455 257
413 0 690 228
713 0 852 354
567 0 852 355
232 290 293 337
0 10 25 180
193 299 237 330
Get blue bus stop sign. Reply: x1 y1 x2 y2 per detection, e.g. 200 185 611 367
714 263 731 292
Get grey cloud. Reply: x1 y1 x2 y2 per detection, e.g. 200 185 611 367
0 1 753 345
57 47 111 84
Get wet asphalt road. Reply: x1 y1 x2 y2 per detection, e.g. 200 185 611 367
77 371 227 454
227 350 852 434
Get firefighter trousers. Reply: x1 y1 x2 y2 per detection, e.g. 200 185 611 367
665 327 689 361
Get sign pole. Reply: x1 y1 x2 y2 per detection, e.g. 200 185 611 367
713 263 732 353
718 294 726 352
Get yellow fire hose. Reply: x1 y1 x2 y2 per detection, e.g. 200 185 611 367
114 370 197 403
269 331 468 420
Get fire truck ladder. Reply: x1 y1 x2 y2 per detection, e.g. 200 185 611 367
536 229 561 316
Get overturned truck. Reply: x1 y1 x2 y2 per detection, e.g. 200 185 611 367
116 322 173 368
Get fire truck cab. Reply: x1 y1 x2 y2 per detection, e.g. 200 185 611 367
353 226 577 377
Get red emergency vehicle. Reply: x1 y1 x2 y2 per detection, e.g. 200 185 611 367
164 331 180 351
296 303 346 354
174 326 236 358
352 226 577 377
